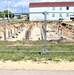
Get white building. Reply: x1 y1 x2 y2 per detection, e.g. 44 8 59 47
29 2 74 21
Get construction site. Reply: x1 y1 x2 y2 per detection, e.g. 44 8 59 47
0 20 74 42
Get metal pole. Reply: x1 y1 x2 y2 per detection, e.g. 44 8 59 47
40 11 49 54
43 11 47 50
4 14 6 41
4 0 10 22
7 0 10 22
23 3 24 13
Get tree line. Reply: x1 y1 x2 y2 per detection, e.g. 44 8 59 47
0 10 14 19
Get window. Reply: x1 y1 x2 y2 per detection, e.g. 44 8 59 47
66 13 69 17
48 6 49 9
59 7 62 10
52 7 55 10
52 13 55 17
66 6 69 10
59 13 62 17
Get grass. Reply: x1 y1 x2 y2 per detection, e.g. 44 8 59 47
0 40 74 62
11 19 28 23
0 19 30 26
0 52 74 62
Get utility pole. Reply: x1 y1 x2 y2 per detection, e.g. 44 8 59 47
7 0 10 22
4 0 10 22
22 3 24 13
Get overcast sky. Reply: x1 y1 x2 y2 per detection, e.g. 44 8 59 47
0 0 74 13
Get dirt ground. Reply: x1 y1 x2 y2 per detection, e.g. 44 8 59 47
0 60 74 70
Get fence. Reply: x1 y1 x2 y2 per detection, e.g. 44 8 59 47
0 12 74 54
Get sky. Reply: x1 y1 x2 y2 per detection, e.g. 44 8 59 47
0 0 74 13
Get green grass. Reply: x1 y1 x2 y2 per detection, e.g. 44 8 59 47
0 52 74 62
11 19 26 23
0 19 30 26
0 40 74 62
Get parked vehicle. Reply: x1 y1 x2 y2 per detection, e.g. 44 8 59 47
70 15 74 21
59 18 64 20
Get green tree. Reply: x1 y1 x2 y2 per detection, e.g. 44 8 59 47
3 10 14 19
0 11 4 18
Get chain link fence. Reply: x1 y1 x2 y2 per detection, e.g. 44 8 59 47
0 12 74 54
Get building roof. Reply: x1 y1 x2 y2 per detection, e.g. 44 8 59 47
29 2 74 7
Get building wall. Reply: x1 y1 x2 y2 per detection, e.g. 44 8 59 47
29 6 74 21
